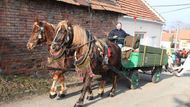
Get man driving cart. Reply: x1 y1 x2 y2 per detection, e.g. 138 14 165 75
108 22 129 48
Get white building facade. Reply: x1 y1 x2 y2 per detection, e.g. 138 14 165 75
119 16 164 48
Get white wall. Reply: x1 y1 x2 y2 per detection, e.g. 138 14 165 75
188 44 190 49
118 17 163 48
179 40 190 49
161 41 171 49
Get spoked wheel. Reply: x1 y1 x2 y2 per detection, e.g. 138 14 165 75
152 67 161 83
129 70 139 89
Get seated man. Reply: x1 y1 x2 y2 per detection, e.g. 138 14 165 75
108 22 129 48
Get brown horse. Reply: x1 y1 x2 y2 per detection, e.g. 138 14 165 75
26 17 74 99
51 20 121 107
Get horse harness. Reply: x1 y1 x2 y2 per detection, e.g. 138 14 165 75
50 24 109 71
74 30 95 66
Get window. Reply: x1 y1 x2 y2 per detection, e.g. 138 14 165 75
135 32 146 39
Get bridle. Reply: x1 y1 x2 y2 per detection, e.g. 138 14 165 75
50 25 74 60
52 25 73 49
33 22 45 42
62 26 73 48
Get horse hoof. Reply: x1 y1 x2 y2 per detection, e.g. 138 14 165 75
74 103 83 107
86 96 94 100
98 92 104 97
58 93 66 98
109 93 115 97
49 93 57 99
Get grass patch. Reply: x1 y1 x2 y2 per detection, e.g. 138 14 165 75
0 75 51 102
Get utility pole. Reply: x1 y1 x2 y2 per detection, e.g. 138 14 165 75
175 24 179 49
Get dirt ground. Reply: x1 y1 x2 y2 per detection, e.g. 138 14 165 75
1 70 190 107
0 71 79 102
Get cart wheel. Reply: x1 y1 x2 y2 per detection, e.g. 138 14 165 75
152 67 161 83
130 71 139 89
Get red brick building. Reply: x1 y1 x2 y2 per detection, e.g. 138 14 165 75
0 0 163 75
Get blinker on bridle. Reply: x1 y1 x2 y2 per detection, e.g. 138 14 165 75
34 22 45 39
56 26 73 48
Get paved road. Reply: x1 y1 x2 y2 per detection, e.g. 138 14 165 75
1 70 190 107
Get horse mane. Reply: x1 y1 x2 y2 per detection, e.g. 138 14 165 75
56 20 69 31
72 25 88 46
56 20 88 46
43 21 55 30
42 21 56 44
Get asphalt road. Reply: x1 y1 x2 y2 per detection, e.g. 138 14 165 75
1 70 190 107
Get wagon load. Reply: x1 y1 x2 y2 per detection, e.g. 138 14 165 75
121 36 140 59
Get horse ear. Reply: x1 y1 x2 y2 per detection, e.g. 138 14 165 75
34 16 39 23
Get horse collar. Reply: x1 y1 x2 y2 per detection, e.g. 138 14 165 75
74 30 94 66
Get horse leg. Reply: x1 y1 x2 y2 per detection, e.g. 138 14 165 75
109 73 117 97
49 73 59 99
74 75 92 107
98 80 105 97
86 82 94 100
58 75 67 98
80 76 86 93
79 74 93 100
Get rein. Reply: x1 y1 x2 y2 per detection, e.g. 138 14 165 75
63 39 95 52
49 48 66 61
74 30 94 66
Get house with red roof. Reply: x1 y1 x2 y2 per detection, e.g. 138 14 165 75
161 29 190 49
61 0 165 47
118 0 165 47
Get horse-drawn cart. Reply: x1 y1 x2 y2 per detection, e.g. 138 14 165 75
110 36 168 89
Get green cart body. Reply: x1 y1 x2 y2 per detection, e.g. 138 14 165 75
121 45 168 68
119 45 168 89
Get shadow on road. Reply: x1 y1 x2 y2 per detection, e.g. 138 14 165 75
55 78 129 106
84 80 129 107
56 82 100 100
56 72 180 106
137 72 174 88
174 97 190 107
181 73 190 77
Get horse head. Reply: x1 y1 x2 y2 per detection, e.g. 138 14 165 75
51 20 73 52
27 17 55 50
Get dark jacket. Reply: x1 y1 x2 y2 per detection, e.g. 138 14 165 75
108 29 128 45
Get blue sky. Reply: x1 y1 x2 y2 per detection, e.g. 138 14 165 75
146 0 190 28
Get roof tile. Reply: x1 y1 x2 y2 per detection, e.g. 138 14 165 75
56 0 163 22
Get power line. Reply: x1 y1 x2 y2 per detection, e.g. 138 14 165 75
161 6 190 14
152 3 190 7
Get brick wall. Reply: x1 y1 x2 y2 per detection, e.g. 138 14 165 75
0 0 119 75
